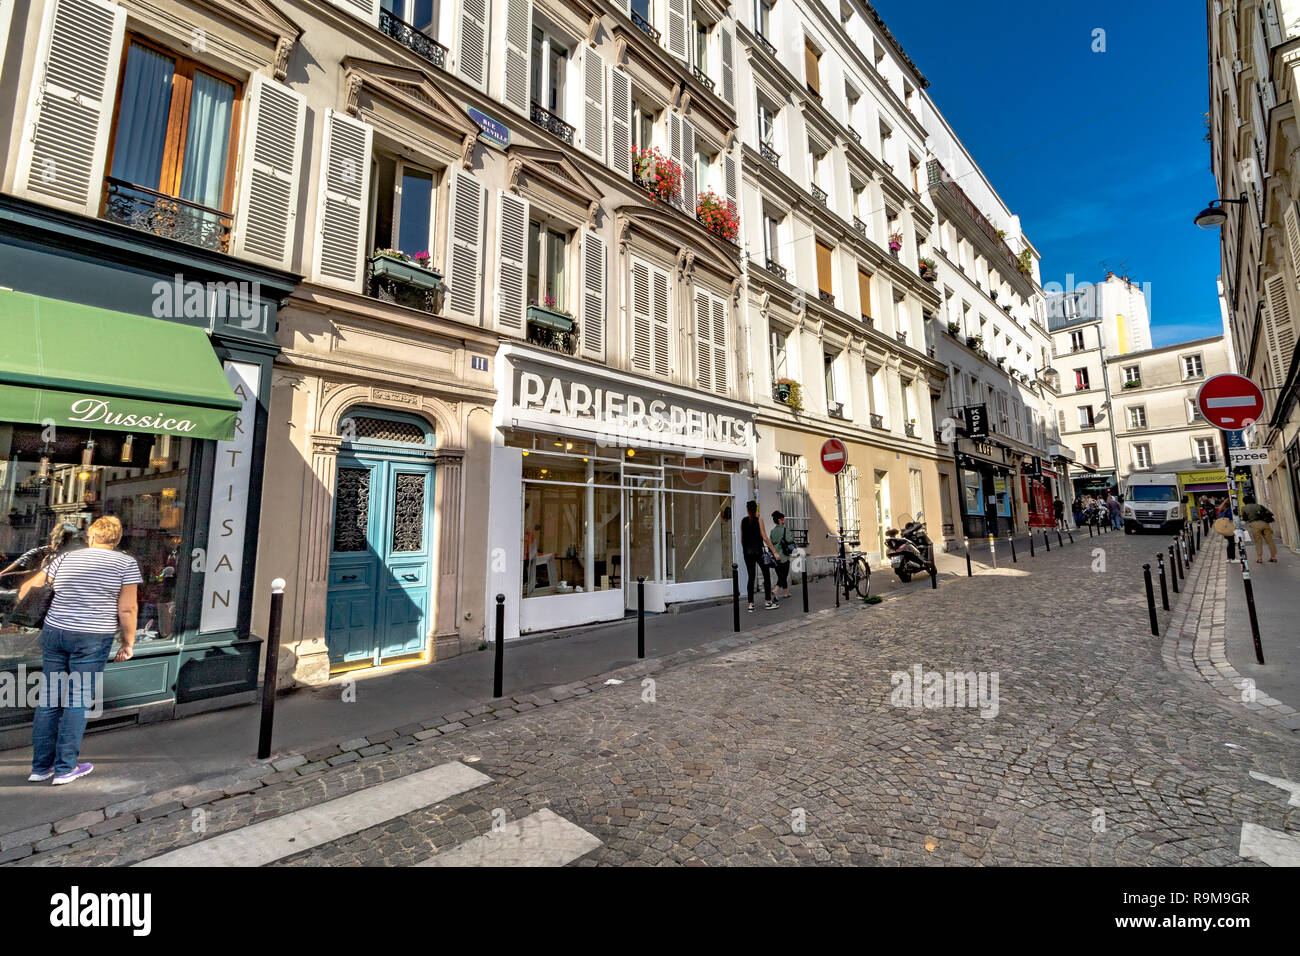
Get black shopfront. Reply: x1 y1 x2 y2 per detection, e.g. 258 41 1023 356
0 196 296 742
956 437 1016 539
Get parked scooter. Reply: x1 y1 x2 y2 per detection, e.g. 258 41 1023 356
885 516 933 583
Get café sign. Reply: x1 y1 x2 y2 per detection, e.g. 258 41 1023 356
0 385 237 441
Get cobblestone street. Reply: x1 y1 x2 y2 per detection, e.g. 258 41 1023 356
8 531 1299 867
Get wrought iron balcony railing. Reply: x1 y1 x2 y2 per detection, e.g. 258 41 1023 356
810 183 828 206
896 331 907 343
631 9 661 42
530 101 575 146
765 258 787 281
756 33 776 57
378 9 448 69
870 413 886 430
927 158 1023 280
827 402 846 419
759 141 780 167
852 216 867 237
846 125 861 144
692 66 716 93
818 289 835 306
904 422 917 438
103 177 231 252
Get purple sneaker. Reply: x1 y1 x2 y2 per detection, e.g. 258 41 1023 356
51 763 93 785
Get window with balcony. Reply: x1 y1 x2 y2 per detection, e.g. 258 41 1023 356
527 218 570 314
845 84 861 133
762 209 785 277
858 269 873 324
366 153 443 310
1133 443 1152 470
809 147 828 205
755 0 774 38
530 26 570 139
1074 368 1090 391
1182 353 1205 379
631 100 658 150
1078 406 1095 429
824 350 841 416
909 154 920 193
770 327 789 382
379 0 447 66
1083 443 1099 467
815 239 834 305
105 38 242 252
869 366 888 428
804 38 821 98
1127 405 1147 429
1195 437 1218 465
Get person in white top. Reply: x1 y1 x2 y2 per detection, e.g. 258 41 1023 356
18 515 142 785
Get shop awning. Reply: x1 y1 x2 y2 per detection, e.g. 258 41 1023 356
0 290 239 441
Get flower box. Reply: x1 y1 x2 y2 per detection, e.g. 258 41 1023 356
773 378 803 413
631 146 682 205
696 190 739 242
527 304 575 332
370 252 443 291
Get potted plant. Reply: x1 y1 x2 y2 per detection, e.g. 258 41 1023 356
1015 248 1032 276
369 247 444 291
989 289 998 301
774 378 803 413
631 146 683 205
1122 378 1142 390
696 190 739 241
888 231 904 254
918 256 937 281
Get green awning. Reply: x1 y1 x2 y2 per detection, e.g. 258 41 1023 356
0 290 240 441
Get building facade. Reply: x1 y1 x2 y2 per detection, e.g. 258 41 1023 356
1205 0 1300 553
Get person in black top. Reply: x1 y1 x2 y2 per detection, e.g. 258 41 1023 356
1052 497 1065 530
740 500 779 611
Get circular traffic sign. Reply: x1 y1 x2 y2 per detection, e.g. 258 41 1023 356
681 455 708 485
1196 374 1265 430
820 438 848 475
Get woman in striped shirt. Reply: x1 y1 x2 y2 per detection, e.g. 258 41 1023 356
18 515 142 785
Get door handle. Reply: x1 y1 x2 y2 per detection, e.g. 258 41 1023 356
341 574 358 582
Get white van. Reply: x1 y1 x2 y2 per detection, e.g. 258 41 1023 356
1121 473 1184 533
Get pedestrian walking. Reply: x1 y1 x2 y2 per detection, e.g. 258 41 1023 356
1053 496 1066 530
1239 495 1279 563
769 511 794 600
1106 492 1122 530
1214 497 1237 560
1072 496 1084 528
740 500 779 612
18 516 141 786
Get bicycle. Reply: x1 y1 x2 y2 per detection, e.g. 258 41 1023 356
827 533 872 599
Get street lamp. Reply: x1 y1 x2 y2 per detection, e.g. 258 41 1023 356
1193 196 1247 230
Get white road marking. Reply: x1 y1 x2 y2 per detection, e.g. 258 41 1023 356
135 761 491 867
414 808 601 867
1248 771 1300 808
1238 823 1300 866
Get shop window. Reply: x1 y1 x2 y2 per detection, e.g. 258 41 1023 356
104 38 242 253
961 469 984 515
664 458 735 583
522 456 620 597
0 425 195 669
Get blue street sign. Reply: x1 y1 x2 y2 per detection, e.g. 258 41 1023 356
468 107 510 149
1225 429 1246 449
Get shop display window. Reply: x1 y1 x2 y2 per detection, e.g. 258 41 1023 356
0 423 193 669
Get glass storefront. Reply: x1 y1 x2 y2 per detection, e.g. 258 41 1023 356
0 423 194 670
509 430 738 599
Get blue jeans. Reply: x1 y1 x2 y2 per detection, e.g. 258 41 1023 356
31 627 114 776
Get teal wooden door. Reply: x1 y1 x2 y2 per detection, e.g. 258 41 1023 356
327 456 434 666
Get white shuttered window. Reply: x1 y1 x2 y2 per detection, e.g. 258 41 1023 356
609 67 633 177
458 0 491 90
15 0 125 216
496 190 528 335
501 0 530 115
693 288 729 395
581 47 605 161
580 230 605 359
233 76 305 269
447 170 486 321
313 110 373 290
630 256 671 378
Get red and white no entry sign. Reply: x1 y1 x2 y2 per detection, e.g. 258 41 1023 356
681 455 708 485
820 438 848 475
1196 374 1265 430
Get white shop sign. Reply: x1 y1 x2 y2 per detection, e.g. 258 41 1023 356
200 361 259 633
510 368 752 454
1229 447 1269 466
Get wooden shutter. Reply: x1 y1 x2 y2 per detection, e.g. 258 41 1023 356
313 110 372 291
722 149 738 217
447 170 486 322
652 264 671 377
582 46 605 162
668 113 686 211
14 0 125 216
666 0 689 62
816 240 833 296
630 258 653 373
804 41 820 97
609 66 632 177
711 292 728 393
694 290 713 392
719 23 736 106
232 75 306 269
680 117 696 216
496 190 528 336
858 269 872 321
457 0 490 91
1264 273 1297 388
324 0 379 27
501 0 530 116
580 230 605 359
1283 201 1300 285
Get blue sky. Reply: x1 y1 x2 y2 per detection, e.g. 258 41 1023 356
873 0 1221 347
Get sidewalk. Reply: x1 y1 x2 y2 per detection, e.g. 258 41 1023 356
1225 530 1300 715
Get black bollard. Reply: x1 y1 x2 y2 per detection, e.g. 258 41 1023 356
732 562 741 631
965 538 972 577
1009 534 1017 563
1056 529 1063 548
802 557 809 613
637 575 646 659
1029 532 1035 557
1157 554 1169 610
257 578 286 760
1169 545 1180 593
1239 557 1265 664
930 543 938 589
493 593 505 699
1066 530 1074 544
1143 564 1159 636
1088 521 1093 538
1044 529 1050 552
1175 536 1186 578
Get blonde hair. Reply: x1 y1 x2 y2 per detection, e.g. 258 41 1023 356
87 515 123 547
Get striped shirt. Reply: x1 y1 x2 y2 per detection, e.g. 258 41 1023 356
43 547 143 633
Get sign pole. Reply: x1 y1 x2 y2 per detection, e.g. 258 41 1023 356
835 471 847 601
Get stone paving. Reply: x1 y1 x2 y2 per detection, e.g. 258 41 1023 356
7 529 1299 866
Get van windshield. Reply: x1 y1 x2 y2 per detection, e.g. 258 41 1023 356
1129 486 1179 502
